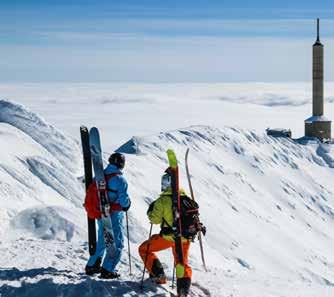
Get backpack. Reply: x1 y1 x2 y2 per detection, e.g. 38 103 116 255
84 173 122 219
160 194 203 240
179 195 202 240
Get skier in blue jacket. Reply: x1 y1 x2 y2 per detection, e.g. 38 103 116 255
85 152 131 279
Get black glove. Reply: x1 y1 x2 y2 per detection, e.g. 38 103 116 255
147 201 155 214
200 223 206 236
122 200 131 212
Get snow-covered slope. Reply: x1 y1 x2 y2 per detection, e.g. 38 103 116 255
117 125 334 296
0 100 84 242
1 100 334 297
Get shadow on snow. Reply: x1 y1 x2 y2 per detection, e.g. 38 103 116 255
0 267 169 297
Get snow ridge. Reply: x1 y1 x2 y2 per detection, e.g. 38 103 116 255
0 99 80 172
0 100 84 242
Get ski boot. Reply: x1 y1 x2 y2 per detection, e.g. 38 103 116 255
150 259 167 284
85 257 102 276
150 272 167 284
177 277 191 297
100 267 120 279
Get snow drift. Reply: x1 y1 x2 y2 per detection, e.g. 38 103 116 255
0 100 84 241
12 207 75 241
0 100 80 172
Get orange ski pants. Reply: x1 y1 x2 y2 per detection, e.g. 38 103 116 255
138 234 192 279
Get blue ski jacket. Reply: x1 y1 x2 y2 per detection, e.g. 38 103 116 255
104 164 131 209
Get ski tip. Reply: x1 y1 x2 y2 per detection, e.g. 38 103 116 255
89 127 99 135
166 149 178 168
185 148 190 158
80 125 88 131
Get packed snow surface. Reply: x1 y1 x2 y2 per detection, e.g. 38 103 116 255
0 84 334 297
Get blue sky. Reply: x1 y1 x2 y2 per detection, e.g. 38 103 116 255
1 0 334 82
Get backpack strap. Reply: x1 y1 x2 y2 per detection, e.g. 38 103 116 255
160 218 174 236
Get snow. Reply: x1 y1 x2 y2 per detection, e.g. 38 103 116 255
0 83 334 297
12 207 75 241
0 100 81 172
305 115 331 123
0 101 85 243
3 81 334 150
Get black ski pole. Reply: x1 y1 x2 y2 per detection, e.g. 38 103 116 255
171 262 175 289
140 223 153 290
126 212 132 275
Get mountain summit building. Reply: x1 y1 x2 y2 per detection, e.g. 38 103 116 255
305 18 331 141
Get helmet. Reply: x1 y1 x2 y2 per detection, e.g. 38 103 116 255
108 153 125 169
161 168 172 192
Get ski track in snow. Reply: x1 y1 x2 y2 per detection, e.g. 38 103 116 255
0 96 334 296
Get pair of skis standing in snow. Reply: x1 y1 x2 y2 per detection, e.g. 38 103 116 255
81 126 206 297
